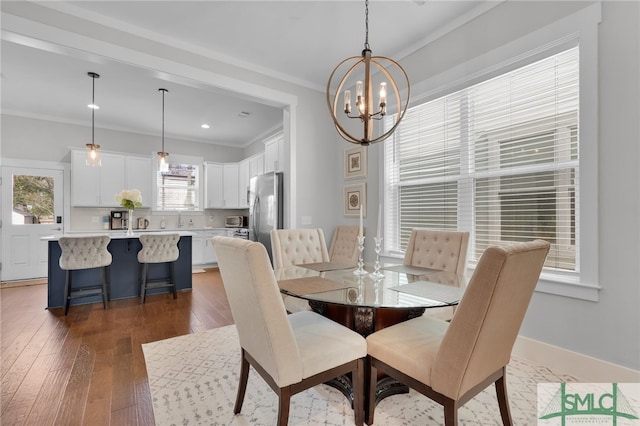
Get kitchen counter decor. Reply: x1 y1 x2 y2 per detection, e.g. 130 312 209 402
115 189 143 236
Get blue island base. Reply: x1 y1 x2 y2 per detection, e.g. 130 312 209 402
47 236 193 309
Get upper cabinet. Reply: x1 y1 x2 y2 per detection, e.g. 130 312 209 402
222 163 239 208
238 158 250 208
249 153 264 178
264 135 284 173
71 150 152 207
205 162 224 208
71 150 125 207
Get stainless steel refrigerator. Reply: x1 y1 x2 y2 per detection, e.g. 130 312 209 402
249 171 283 262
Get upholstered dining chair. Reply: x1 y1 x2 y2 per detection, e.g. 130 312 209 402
271 228 331 313
271 228 330 268
404 228 470 277
213 236 367 426
404 229 470 321
58 235 112 316
366 239 550 426
328 225 360 266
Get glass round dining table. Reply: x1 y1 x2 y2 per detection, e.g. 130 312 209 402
275 262 466 405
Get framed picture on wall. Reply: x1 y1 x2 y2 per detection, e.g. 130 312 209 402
344 183 366 217
344 146 367 179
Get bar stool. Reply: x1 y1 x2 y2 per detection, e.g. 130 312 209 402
58 235 112 316
138 233 180 303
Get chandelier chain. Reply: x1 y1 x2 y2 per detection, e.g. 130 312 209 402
364 0 370 50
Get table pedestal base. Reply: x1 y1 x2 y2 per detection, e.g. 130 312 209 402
307 301 424 409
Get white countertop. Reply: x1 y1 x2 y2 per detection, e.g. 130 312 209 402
41 230 199 241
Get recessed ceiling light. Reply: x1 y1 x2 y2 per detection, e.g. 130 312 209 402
88 104 100 109
201 124 210 129
238 111 252 118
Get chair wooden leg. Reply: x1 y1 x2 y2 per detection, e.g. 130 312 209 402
443 399 458 426
140 263 148 303
234 349 250 414
170 262 177 299
495 367 513 426
353 358 364 426
277 387 291 426
64 270 72 316
366 361 378 425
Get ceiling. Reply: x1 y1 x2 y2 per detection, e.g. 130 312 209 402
1 1 499 148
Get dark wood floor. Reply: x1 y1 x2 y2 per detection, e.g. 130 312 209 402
0 268 233 426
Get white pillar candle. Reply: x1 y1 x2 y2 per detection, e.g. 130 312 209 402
377 203 382 239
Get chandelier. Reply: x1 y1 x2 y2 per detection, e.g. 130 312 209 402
85 72 101 166
326 0 410 146
158 88 169 173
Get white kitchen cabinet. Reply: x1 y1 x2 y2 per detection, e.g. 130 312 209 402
264 135 284 173
205 162 224 208
192 229 228 265
248 153 264 179
125 156 152 207
71 150 125 207
238 158 250 208
223 163 239 208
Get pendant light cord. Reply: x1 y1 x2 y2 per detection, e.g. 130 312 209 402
91 75 95 144
161 89 165 152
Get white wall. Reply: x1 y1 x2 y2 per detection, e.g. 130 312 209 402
355 1 639 370
2 1 638 371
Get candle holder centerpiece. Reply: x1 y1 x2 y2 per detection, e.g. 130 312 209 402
370 236 384 279
353 235 367 276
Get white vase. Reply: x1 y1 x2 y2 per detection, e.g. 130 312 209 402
127 209 134 236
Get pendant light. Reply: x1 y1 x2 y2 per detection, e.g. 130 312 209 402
158 88 169 173
326 0 410 146
85 72 101 166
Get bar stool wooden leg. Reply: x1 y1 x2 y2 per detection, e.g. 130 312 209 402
64 270 72 316
170 262 177 299
100 266 109 310
140 263 149 303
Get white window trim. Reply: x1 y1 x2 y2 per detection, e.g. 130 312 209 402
152 153 204 213
381 3 601 301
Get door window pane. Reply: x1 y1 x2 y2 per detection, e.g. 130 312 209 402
12 174 55 224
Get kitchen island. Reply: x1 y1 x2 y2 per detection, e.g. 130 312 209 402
44 232 193 309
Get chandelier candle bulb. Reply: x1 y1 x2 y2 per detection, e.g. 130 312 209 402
379 82 387 107
359 204 363 238
344 90 351 113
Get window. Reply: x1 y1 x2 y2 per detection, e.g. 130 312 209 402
154 154 203 211
384 47 579 273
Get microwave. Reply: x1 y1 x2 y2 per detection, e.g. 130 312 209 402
225 215 247 228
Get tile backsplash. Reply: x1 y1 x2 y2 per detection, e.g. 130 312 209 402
70 208 249 231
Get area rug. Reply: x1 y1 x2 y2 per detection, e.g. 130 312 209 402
142 325 576 425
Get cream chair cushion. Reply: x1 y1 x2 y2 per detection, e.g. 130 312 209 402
59 235 112 270
271 228 330 269
137 233 180 264
328 225 360 265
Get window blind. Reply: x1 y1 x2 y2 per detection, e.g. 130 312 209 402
384 46 579 271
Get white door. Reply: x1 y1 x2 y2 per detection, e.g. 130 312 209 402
1 166 64 281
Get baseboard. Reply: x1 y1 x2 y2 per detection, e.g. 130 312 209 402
513 335 640 382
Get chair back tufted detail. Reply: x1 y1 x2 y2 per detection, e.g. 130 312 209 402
271 229 330 268
328 226 360 265
404 229 470 277
59 235 112 270
138 234 180 264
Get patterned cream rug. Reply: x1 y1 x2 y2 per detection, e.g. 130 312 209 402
142 325 576 425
